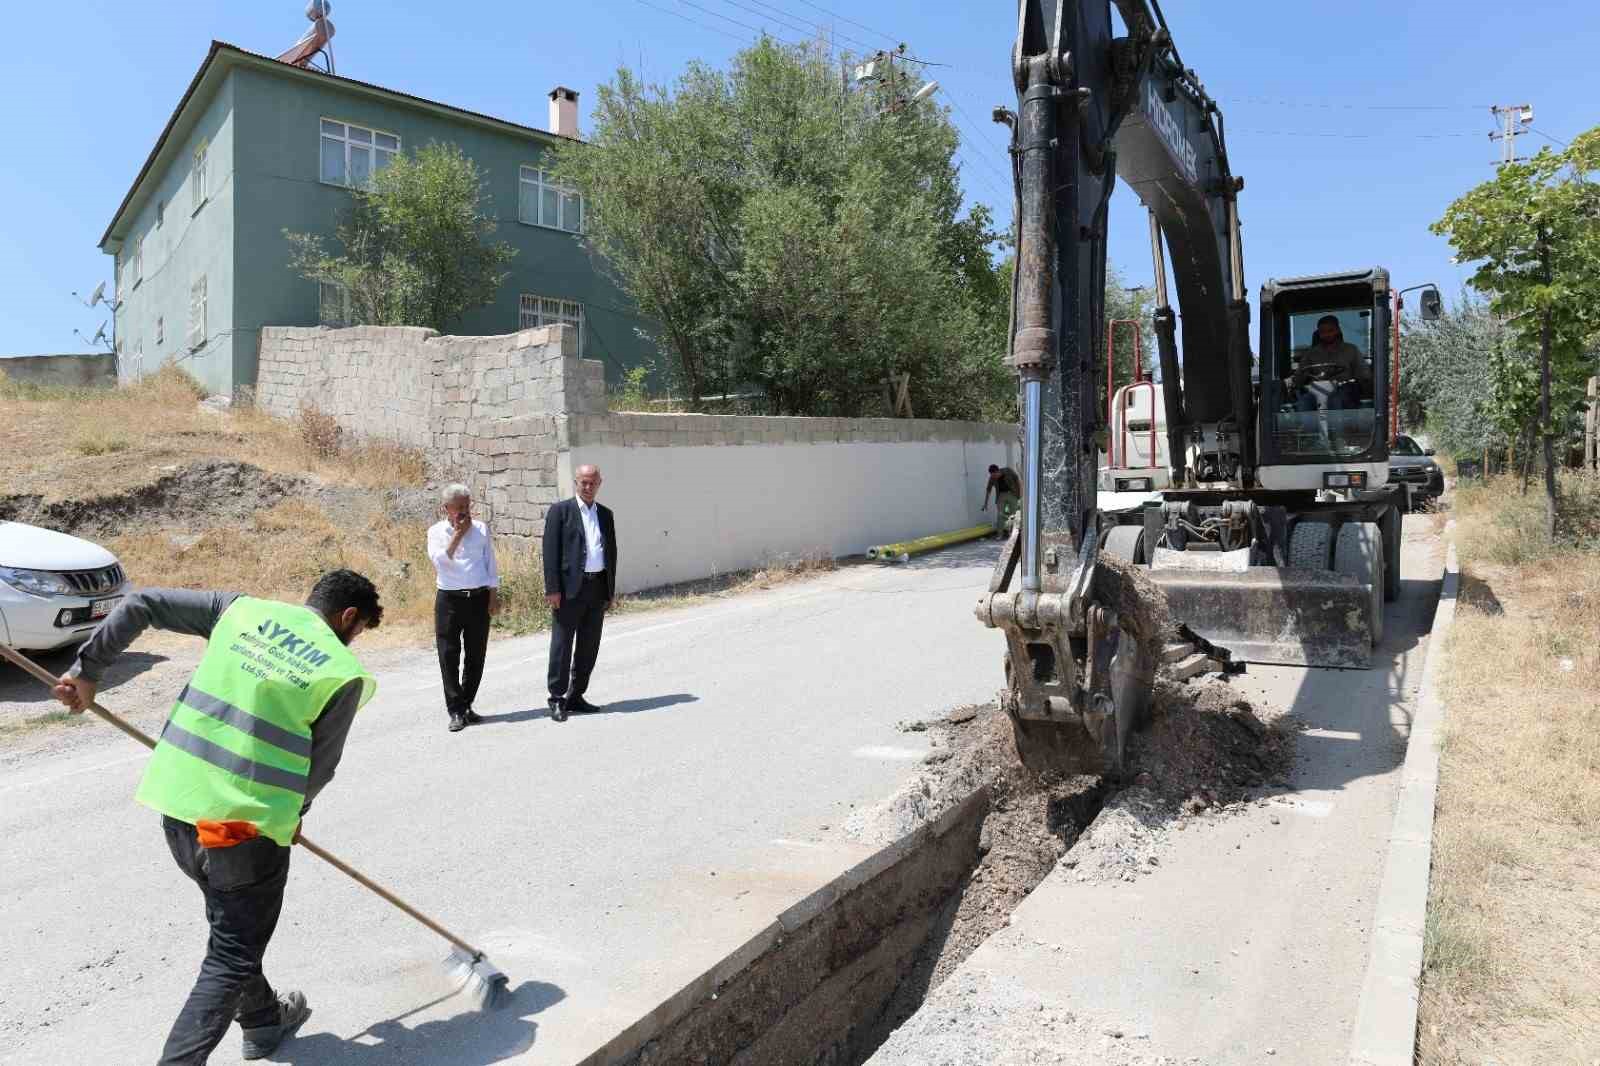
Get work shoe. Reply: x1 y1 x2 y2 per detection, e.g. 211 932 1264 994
240 990 311 1060
448 713 467 732
549 698 568 723
464 709 484 725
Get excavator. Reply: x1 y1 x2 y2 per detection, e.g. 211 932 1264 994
974 0 1440 772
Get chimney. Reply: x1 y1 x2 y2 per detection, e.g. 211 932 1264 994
548 87 579 139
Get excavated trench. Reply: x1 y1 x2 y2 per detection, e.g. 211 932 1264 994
583 685 1292 1066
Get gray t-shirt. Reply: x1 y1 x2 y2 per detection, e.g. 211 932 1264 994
71 589 363 814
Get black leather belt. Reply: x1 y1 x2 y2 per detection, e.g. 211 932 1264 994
439 586 489 597
582 572 605 582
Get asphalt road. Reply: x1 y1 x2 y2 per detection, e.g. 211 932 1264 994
868 521 1447 1065
0 542 1006 1066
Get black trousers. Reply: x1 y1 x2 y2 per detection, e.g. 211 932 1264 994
435 587 492 717
158 816 290 1066
548 574 608 700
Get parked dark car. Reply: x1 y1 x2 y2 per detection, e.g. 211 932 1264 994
1389 434 1444 507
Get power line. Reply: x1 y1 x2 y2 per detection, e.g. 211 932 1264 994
673 0 800 45
784 0 899 49
634 0 750 42
1231 128 1484 140
939 87 1012 163
1530 126 1570 148
1230 96 1489 111
728 0 882 54
711 0 838 47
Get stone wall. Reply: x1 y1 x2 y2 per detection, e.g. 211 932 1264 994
257 323 602 536
253 323 1018 590
0 353 118 390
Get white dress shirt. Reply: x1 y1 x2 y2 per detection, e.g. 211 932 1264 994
577 499 606 573
427 519 500 590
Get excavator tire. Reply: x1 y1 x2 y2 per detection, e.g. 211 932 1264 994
1287 520 1334 570
1334 521 1385 647
1381 506 1402 603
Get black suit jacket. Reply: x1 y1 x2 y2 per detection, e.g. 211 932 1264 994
542 497 619 602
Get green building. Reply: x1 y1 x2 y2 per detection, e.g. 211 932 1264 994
99 41 653 396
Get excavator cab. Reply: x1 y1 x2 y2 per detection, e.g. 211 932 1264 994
1256 269 1392 489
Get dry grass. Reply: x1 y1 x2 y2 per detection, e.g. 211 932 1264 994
1417 476 1600 1065
0 363 429 503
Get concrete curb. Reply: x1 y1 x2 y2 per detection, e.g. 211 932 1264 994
575 787 991 1066
1347 543 1459 1066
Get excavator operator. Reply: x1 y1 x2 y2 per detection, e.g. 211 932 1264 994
1290 315 1371 412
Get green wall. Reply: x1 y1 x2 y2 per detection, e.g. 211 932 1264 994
229 65 655 390
110 75 240 396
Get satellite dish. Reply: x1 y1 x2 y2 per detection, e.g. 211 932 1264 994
92 323 107 345
89 281 106 307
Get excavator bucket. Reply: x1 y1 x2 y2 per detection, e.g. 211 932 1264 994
1144 566 1373 669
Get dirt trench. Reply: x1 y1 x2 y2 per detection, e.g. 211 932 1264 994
599 676 1294 1066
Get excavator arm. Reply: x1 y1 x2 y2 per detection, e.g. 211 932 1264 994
976 0 1252 771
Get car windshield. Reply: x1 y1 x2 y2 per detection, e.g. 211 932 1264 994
1270 305 1376 460
1391 437 1422 457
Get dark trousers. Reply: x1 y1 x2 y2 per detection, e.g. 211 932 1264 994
158 816 290 1066
548 574 608 700
435 587 491 716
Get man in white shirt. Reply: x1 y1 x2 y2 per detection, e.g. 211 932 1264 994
427 484 500 732
541 465 618 722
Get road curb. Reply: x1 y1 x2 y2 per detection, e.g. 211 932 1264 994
1347 542 1459 1066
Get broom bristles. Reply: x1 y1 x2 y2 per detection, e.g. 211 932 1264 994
444 946 510 1010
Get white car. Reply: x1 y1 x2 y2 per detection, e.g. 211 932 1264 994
0 521 129 653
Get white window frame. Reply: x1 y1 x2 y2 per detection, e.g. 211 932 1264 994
519 294 585 354
320 119 400 188
188 275 207 351
319 281 355 327
192 140 209 214
131 234 143 287
518 166 585 232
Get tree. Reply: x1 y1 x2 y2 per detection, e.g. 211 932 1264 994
552 39 1012 419
1431 128 1600 536
1398 292 1508 462
286 143 516 332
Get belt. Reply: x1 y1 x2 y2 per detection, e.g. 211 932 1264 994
582 572 605 581
439 586 490 597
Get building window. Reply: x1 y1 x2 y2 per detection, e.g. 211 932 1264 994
321 120 399 187
188 275 207 351
131 234 143 287
518 167 584 232
192 140 208 213
155 315 164 346
156 199 166 227
319 281 355 327
519 294 584 354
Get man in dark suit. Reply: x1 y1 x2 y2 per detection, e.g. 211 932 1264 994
542 463 618 722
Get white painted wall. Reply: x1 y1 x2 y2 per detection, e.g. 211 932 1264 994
569 437 1019 593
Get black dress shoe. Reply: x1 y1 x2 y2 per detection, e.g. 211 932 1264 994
567 696 600 715
464 709 484 725
448 713 466 732
549 699 568 723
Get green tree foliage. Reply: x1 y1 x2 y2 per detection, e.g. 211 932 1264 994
552 39 1013 419
1398 292 1506 459
1431 128 1600 535
286 143 516 332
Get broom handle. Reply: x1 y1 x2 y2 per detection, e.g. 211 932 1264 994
0 643 486 962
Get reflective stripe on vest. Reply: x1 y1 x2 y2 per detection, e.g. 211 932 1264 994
135 596 375 845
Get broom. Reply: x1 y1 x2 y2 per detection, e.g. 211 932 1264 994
0 643 509 1010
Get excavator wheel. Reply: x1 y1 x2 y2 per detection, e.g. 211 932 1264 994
1287 520 1335 570
1334 521 1385 647
1381 506 1402 603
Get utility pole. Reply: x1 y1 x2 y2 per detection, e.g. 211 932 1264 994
1488 103 1534 166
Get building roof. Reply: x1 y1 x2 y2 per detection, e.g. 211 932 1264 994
100 41 576 252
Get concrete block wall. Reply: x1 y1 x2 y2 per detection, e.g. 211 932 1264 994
252 322 1019 592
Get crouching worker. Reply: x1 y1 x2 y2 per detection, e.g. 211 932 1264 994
52 570 383 1064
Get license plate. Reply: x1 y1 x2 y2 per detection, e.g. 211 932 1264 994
91 596 122 619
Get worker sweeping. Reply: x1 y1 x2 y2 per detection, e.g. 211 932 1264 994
50 570 383 1064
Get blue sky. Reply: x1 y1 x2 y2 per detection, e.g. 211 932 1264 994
1 0 1594 356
